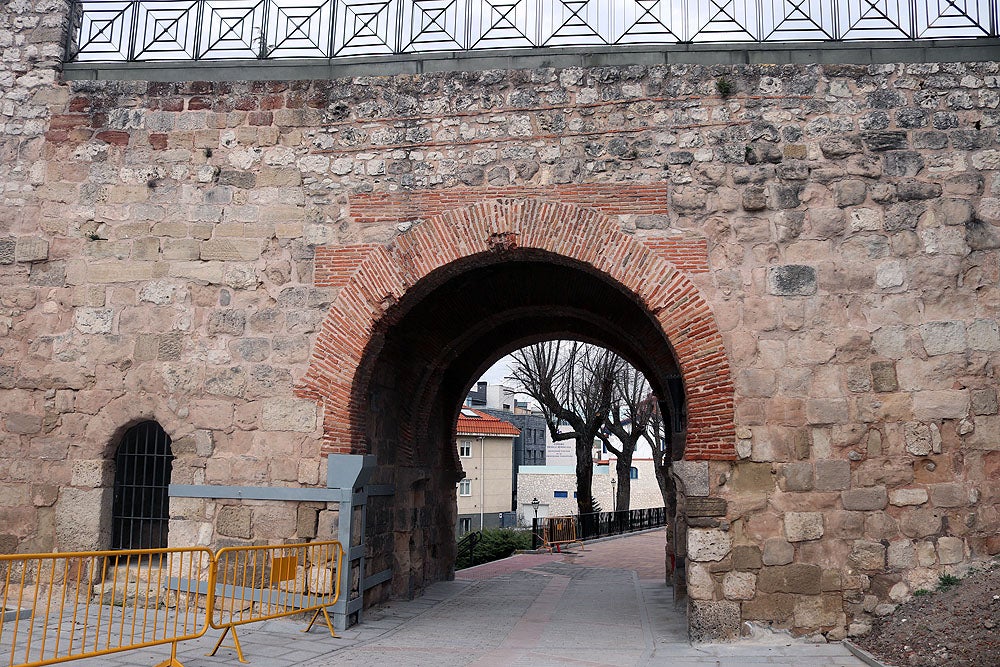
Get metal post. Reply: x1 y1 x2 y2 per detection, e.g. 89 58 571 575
326 454 376 631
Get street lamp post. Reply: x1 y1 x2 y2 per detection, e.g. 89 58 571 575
531 497 539 521
611 477 617 513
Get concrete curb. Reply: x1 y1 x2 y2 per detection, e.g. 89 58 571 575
843 640 896 667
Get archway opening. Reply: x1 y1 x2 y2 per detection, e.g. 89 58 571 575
352 250 691 599
111 421 174 550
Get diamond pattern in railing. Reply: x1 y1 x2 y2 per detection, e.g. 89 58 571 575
68 0 999 62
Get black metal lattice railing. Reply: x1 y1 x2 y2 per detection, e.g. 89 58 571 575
67 0 1000 63
530 507 666 548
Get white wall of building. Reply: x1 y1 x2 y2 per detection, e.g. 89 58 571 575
515 460 664 526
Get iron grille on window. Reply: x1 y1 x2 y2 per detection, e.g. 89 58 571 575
111 421 174 550
67 1 1000 64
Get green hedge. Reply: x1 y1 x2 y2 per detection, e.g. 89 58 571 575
456 528 533 569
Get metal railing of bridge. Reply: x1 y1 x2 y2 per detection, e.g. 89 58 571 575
531 506 666 549
66 0 999 63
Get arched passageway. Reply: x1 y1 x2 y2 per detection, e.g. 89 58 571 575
298 199 735 602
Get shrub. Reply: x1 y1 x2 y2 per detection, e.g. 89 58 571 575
456 528 532 569
936 573 961 591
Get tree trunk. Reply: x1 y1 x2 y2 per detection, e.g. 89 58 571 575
575 437 594 516
615 458 631 512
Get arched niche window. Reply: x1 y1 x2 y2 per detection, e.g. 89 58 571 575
111 421 173 550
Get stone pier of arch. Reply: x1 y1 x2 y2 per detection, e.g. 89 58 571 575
1 3 999 642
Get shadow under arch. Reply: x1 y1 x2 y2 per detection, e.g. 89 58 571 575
297 198 736 600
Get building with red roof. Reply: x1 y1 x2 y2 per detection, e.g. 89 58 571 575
455 408 519 534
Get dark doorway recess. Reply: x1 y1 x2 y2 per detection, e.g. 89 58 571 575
111 421 174 550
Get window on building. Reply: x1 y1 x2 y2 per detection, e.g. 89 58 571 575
459 478 472 496
630 467 639 480
459 440 471 457
554 490 568 498
459 518 471 535
112 421 173 550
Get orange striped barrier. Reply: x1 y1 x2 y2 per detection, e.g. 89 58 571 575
0 547 212 667
1 540 343 667
540 517 585 553
203 541 343 664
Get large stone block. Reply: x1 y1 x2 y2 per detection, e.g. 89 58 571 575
784 512 824 542
0 239 14 264
217 506 252 539
731 545 762 571
968 319 1000 351
686 562 716 599
793 593 843 629
74 307 114 334
929 482 969 508
971 388 998 416
936 536 965 564
262 399 318 432
723 571 756 600
779 462 813 491
687 529 732 562
842 486 888 511
913 391 970 420
904 422 940 456
814 459 851 491
15 237 49 262
672 460 709 497
918 321 967 355
762 538 795 566
900 508 943 538
767 265 817 296
71 460 114 487
688 600 740 642
757 564 822 594
200 239 265 261
55 487 112 551
742 592 795 623
728 462 774 495
5 413 43 434
889 488 929 506
848 540 886 570
887 539 916 569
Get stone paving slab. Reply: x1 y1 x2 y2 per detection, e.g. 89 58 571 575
28 532 867 666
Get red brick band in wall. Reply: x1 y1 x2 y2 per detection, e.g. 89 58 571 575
299 197 734 461
348 183 669 224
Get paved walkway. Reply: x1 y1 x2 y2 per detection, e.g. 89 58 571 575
57 530 867 666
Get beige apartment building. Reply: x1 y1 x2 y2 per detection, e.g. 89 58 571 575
455 409 519 534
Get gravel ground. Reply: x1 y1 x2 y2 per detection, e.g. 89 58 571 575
855 559 1000 667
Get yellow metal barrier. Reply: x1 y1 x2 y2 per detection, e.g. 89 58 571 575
0 548 212 667
541 516 585 553
206 540 343 663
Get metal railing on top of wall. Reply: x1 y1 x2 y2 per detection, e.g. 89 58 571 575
66 0 999 63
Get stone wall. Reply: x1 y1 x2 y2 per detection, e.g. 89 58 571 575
0 0 998 638
516 460 666 522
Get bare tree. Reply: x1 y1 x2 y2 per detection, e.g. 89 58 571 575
597 363 655 513
509 341 622 516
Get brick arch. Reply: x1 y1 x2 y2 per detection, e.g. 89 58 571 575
298 198 735 461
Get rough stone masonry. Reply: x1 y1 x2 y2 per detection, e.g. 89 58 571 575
1 0 999 642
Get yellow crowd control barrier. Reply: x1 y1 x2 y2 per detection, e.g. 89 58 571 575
204 540 343 664
0 547 213 667
540 516 585 553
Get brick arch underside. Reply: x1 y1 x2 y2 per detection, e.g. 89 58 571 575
297 198 736 462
